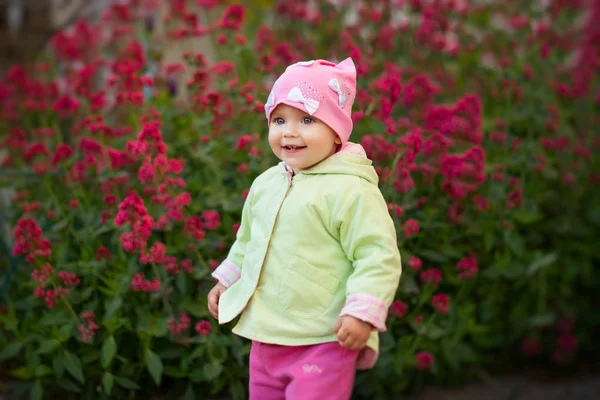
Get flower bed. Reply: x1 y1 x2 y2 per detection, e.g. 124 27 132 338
0 0 598 399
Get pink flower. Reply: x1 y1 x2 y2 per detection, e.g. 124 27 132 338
131 273 160 292
181 258 193 274
521 337 542 356
457 256 478 279
169 312 191 336
95 246 112 260
408 256 422 271
390 301 408 318
420 268 442 288
432 293 450 314
69 200 79 208
219 4 245 30
78 311 99 342
57 271 80 286
195 320 212 336
415 351 434 370
556 334 578 354
557 317 576 333
201 210 221 230
402 219 420 238
184 216 206 241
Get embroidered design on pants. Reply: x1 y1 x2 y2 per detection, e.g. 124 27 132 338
302 364 323 374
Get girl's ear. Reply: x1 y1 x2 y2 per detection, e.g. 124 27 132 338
335 136 342 145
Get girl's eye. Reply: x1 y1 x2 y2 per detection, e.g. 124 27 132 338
274 117 284 125
302 117 314 124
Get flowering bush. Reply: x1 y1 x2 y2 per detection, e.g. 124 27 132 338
0 0 599 399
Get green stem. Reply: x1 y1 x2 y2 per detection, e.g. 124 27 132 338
408 313 437 355
152 261 173 316
49 277 79 323
44 178 65 216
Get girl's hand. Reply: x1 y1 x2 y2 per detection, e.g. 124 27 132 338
207 282 227 319
333 315 372 350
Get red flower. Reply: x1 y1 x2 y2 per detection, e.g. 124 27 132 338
457 256 478 279
402 219 420 238
169 312 190 336
195 320 212 336
408 256 423 271
521 337 542 356
95 246 112 260
219 5 245 31
201 210 221 230
432 293 450 314
556 334 578 354
420 268 442 288
390 301 408 318
415 351 435 370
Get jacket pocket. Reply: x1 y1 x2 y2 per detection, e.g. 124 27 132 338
278 256 339 319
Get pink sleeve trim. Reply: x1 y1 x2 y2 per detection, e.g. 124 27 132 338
211 259 241 288
340 294 388 332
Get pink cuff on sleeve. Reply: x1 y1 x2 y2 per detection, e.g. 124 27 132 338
211 259 241 288
340 294 388 332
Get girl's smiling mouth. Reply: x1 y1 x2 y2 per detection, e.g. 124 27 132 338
283 145 307 153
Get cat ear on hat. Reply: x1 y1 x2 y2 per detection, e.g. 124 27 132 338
335 57 356 74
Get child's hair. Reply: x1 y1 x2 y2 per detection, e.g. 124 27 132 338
264 58 357 145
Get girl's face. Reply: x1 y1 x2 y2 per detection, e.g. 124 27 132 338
268 104 341 175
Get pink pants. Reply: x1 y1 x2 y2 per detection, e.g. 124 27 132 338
249 341 360 400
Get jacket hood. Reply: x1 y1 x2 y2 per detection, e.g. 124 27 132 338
279 142 378 185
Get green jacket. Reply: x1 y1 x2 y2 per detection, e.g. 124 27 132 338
212 143 402 369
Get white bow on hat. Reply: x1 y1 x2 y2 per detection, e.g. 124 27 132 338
286 87 320 115
328 78 349 108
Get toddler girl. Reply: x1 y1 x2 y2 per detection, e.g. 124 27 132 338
208 57 402 399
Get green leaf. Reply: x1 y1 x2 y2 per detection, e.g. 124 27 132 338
102 372 114 395
418 249 447 263
164 366 188 378
58 378 81 393
63 350 85 383
0 342 23 361
504 232 524 257
10 366 34 379
526 252 558 276
203 360 223 381
180 302 210 318
58 322 74 342
34 365 54 377
528 313 556 328
145 349 163 386
104 297 123 320
53 357 64 378
176 272 188 295
184 385 195 400
423 323 446 340
153 318 169 337
114 376 140 390
31 380 43 400
38 339 60 354
101 336 117 368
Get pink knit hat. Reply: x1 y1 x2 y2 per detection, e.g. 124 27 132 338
264 58 357 145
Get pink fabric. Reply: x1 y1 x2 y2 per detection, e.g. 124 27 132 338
211 259 241 288
340 293 389 332
264 58 357 145
356 346 378 370
337 142 367 157
249 341 359 400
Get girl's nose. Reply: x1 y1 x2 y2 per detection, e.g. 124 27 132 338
282 130 298 138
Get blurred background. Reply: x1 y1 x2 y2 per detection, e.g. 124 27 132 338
0 0 598 399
